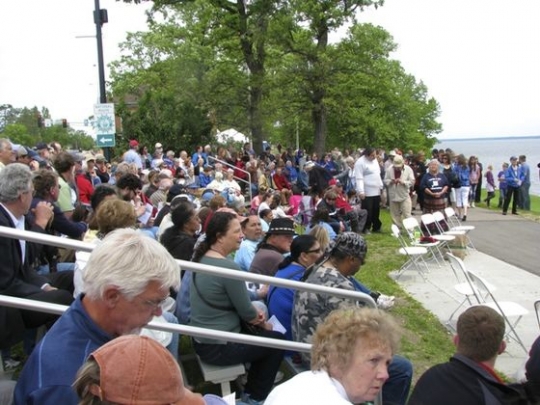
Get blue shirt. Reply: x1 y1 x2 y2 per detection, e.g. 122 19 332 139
14 296 113 405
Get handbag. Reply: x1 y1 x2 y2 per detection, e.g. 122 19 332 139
192 273 264 336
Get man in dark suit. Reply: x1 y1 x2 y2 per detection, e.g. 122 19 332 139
0 163 73 330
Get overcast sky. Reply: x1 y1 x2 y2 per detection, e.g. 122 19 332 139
1 0 539 139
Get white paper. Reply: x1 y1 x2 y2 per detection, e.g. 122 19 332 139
138 203 153 225
222 392 236 405
268 315 287 334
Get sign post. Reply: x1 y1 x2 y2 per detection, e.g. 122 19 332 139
94 103 116 159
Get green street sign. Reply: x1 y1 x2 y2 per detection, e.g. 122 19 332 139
97 134 116 148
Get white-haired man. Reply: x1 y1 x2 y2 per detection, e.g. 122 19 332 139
14 228 181 404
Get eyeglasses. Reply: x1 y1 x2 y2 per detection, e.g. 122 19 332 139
140 295 170 310
306 248 322 254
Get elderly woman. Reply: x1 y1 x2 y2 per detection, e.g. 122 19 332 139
292 232 408 404
223 168 246 210
266 307 401 404
420 158 449 214
190 212 284 404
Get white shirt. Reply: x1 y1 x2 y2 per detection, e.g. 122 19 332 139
354 156 383 197
265 370 351 405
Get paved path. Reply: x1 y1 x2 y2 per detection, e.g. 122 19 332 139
395 207 540 379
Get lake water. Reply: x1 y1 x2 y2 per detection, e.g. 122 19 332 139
435 137 540 196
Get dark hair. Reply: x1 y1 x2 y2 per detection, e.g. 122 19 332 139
170 201 195 230
278 235 318 269
363 147 375 157
310 206 330 226
91 185 117 211
32 170 58 199
116 173 142 191
192 212 236 262
259 208 272 219
53 151 75 173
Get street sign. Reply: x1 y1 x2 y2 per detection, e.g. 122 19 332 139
96 134 115 148
94 103 116 136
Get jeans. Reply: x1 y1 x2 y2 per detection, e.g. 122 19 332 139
383 355 413 405
162 311 180 362
503 187 520 214
194 329 285 401
36 262 75 275
520 182 531 210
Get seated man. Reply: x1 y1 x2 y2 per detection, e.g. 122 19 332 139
409 305 533 405
0 163 74 331
14 228 180 404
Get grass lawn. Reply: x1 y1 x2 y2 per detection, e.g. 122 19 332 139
477 189 540 220
358 210 455 380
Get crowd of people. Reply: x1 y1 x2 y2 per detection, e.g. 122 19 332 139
0 137 538 405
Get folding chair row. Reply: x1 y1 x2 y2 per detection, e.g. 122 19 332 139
402 217 445 267
390 224 429 280
445 253 528 353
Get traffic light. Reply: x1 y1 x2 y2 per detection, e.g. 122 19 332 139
37 114 44 128
62 119 68 128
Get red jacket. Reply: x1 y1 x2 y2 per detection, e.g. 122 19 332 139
75 173 94 204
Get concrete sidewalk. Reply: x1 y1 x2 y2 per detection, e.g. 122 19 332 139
393 248 540 379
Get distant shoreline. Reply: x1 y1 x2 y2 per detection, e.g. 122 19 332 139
438 135 540 142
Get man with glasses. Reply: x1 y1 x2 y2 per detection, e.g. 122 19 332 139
14 228 180 405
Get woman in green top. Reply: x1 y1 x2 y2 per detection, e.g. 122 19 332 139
190 211 284 405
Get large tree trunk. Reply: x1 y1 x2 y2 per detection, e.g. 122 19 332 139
249 81 264 155
312 96 327 157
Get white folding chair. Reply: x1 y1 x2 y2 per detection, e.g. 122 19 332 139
465 268 529 353
402 217 443 267
420 213 455 263
390 224 429 280
443 207 475 248
445 253 496 329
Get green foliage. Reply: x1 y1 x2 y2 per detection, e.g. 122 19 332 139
114 0 442 155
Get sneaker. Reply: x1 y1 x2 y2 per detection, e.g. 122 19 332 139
4 358 21 369
462 215 467 222
471 202 475 208
377 294 395 310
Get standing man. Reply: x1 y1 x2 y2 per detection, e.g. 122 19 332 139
518 155 531 210
409 306 532 405
502 156 525 216
384 155 415 227
123 139 143 171
14 228 180 404
354 147 383 233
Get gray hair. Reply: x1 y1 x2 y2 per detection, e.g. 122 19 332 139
0 139 10 152
83 228 180 300
114 162 132 178
0 163 33 203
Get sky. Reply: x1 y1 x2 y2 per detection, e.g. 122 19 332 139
1 0 539 140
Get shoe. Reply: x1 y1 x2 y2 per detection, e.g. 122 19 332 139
512 212 519 215
471 203 475 208
502 212 507 215
377 294 395 310
363 230 372 235
239 393 265 405
462 215 467 222
373 229 382 234
3 358 21 369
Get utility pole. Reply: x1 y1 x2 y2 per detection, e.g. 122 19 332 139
93 0 110 160
94 0 107 104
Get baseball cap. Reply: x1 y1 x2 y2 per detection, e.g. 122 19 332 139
129 139 139 148
35 142 48 151
90 335 204 405
510 156 518 161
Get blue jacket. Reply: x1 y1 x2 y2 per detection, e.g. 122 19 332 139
453 165 471 187
14 296 113 405
504 165 525 188
268 263 306 341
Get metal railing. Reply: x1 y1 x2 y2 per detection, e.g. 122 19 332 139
0 226 381 403
207 155 253 204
